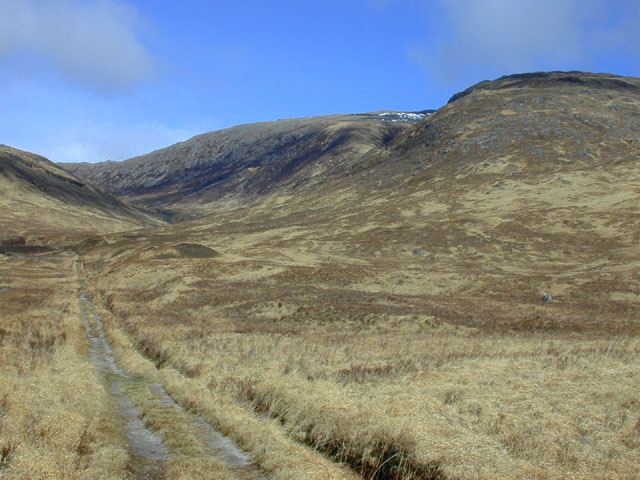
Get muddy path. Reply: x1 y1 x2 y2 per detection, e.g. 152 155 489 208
79 290 168 479
74 255 267 480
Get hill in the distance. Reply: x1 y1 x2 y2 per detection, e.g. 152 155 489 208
5 71 640 479
58 72 640 330
60 111 431 220
71 70 639 329
0 145 161 239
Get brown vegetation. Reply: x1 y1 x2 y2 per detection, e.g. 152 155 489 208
77 173 640 478
0 254 129 479
0 145 161 236
3 72 640 478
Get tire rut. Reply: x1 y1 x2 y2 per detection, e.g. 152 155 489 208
74 255 266 480
77 263 169 479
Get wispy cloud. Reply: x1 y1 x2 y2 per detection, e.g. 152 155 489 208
0 0 154 90
47 121 203 164
411 0 640 88
0 73 218 163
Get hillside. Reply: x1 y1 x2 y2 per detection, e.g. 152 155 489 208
66 71 640 478
60 111 429 219
384 71 640 180
0 144 161 239
56 70 640 346
4 71 640 480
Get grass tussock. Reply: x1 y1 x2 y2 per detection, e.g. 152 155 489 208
250 376 444 480
89 293 359 480
0 255 129 479
87 251 640 479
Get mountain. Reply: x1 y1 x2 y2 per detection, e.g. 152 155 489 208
384 71 640 181
65 71 640 479
0 145 161 239
60 111 430 220
8 71 640 479
89 70 640 329
53 69 640 326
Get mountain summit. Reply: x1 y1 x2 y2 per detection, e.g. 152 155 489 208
61 111 430 220
4 71 640 480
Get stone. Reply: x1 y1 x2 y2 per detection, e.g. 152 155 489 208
174 243 220 258
1 236 25 247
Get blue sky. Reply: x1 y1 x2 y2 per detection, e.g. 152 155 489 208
1 0 639 163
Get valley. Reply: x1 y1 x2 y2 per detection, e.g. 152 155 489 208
1 72 639 479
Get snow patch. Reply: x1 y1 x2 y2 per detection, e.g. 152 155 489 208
377 112 431 122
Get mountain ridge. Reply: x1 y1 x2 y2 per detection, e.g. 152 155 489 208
59 111 430 220
0 144 162 237
447 70 640 103
59 71 640 224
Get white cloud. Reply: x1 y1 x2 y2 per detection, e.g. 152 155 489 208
46 122 203 163
0 0 154 90
412 0 640 87
0 74 218 163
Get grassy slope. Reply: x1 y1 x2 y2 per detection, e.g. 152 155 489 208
59 113 418 220
3 72 640 478
78 171 640 477
0 145 161 237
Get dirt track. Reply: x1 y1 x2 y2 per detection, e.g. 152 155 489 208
74 255 267 480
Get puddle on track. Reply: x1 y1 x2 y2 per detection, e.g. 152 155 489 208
149 383 267 479
80 291 168 479
76 258 267 480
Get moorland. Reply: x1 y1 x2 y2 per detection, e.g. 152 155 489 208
1 71 639 479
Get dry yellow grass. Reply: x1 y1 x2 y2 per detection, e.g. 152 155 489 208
92 290 359 480
2 252 292 479
66 141 640 478
0 254 129 479
4 207 638 479
79 204 640 479
3 72 640 479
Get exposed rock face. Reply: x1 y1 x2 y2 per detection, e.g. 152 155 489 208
60 112 428 218
360 71 640 186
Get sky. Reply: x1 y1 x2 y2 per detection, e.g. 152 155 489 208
1 0 639 163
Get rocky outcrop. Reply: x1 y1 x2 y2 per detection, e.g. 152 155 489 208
60 112 425 217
